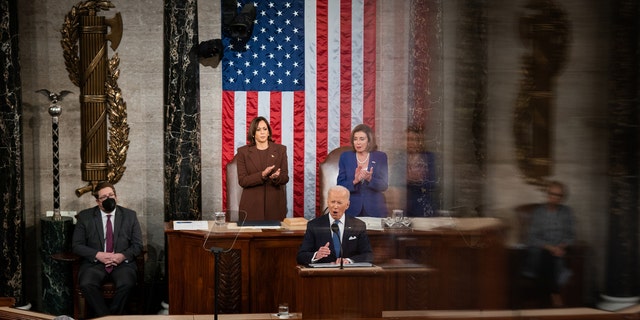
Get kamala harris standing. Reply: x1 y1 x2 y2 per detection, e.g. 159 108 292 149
236 116 289 221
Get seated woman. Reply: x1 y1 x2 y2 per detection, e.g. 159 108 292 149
337 124 389 217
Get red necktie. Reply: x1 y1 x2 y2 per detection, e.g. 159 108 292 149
105 214 114 273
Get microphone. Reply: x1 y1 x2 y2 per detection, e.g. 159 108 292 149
330 223 344 269
210 247 224 253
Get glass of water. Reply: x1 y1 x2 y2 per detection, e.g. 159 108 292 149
278 303 289 318
214 212 226 227
393 209 404 222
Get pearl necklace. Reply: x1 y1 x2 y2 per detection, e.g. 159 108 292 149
356 152 369 164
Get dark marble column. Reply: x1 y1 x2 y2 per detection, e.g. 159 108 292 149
408 0 442 131
163 0 202 222
0 0 26 305
452 0 487 216
407 0 443 212
599 0 639 311
40 217 74 315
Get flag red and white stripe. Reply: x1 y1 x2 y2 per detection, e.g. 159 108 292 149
221 0 377 218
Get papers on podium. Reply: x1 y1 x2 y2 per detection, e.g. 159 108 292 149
356 217 384 230
172 220 209 230
308 262 373 268
236 220 282 229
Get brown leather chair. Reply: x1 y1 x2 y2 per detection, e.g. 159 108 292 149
319 146 402 216
318 146 352 214
508 203 586 308
53 251 145 319
514 203 540 244
226 155 243 221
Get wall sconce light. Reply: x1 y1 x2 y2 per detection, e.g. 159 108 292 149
223 2 256 52
229 3 256 39
198 39 223 68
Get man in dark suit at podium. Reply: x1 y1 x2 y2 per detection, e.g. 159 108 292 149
297 185 373 265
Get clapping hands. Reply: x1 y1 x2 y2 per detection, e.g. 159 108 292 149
353 166 373 185
262 165 280 180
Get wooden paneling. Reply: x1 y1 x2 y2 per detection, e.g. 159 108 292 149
248 232 302 313
383 308 639 320
394 236 435 310
165 218 509 315
0 307 55 320
166 231 252 314
0 298 15 307
296 266 385 319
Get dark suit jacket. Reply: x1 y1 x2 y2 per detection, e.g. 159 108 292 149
236 142 289 221
296 214 373 265
337 150 389 217
405 151 439 217
72 205 143 272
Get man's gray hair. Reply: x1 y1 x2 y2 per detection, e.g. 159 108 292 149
328 185 350 197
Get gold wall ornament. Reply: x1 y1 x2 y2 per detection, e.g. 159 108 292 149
513 0 570 186
105 53 129 184
60 0 130 197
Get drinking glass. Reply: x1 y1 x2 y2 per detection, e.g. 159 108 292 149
393 209 404 222
278 303 289 318
214 212 226 227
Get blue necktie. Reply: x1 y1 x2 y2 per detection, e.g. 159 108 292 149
332 221 341 258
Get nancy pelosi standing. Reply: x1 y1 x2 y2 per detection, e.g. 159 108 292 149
337 123 389 217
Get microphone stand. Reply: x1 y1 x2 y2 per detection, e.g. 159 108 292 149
210 247 223 320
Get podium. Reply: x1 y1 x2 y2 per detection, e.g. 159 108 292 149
296 265 384 319
165 219 508 314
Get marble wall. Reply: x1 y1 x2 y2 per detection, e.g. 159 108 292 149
8 0 629 311
19 0 171 310
482 0 612 295
0 0 25 305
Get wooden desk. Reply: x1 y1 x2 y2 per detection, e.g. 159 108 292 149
95 314 299 320
383 308 632 320
165 218 508 315
0 297 15 307
296 265 385 319
0 307 55 320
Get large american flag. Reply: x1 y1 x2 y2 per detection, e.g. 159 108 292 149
221 0 377 218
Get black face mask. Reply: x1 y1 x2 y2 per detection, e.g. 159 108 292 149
102 198 117 212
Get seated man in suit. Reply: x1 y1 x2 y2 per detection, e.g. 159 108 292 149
72 181 143 317
297 185 373 265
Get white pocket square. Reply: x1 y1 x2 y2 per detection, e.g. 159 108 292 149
348 236 357 240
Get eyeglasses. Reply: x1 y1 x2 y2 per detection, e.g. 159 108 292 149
98 193 116 201
548 192 563 197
